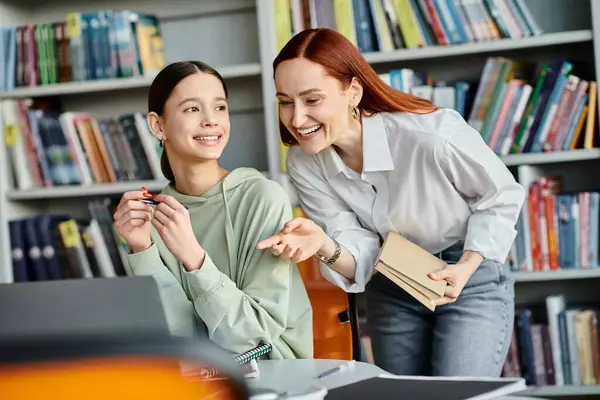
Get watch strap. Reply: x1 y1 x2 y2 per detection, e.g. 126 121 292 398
314 238 341 265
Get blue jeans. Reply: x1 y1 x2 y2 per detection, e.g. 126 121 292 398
365 241 515 377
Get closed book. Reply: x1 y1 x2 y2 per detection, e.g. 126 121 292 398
374 232 447 311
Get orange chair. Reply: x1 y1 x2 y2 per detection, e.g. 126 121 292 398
0 334 250 400
292 208 361 361
296 248 361 361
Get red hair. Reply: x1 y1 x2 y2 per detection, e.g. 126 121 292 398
273 28 439 146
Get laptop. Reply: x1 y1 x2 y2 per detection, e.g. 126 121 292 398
0 276 171 342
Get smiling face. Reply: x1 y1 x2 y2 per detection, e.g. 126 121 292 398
150 71 230 162
274 57 361 154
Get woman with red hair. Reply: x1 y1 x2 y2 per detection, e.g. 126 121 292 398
257 28 525 377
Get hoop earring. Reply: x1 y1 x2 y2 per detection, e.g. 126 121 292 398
351 107 361 120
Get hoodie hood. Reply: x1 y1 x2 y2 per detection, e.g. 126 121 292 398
160 167 266 207
158 167 267 282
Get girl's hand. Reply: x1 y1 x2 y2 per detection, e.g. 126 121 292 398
256 217 326 263
151 194 205 271
113 191 153 253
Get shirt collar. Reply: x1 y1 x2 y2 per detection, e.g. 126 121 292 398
322 113 395 179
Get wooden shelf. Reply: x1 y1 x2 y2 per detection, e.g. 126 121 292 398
0 62 261 99
7 171 269 200
7 180 170 200
362 30 592 64
501 149 600 166
520 384 600 397
513 268 600 283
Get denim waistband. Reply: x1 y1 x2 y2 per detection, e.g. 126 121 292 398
434 241 464 264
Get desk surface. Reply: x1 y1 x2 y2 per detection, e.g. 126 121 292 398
250 359 383 393
249 359 536 400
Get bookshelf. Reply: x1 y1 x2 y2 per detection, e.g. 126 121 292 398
513 268 600 283
0 0 269 284
0 0 599 396
361 29 593 65
0 62 262 99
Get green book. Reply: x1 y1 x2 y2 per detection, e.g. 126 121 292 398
512 64 549 153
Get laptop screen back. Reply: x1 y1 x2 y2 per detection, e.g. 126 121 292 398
0 276 171 342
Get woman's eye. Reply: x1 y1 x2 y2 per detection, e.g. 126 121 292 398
184 106 199 113
278 100 293 106
305 98 320 105
216 105 227 111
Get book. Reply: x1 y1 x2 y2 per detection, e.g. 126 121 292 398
324 375 526 400
374 232 447 311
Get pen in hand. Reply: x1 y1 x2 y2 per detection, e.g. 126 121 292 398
317 360 356 379
140 186 189 209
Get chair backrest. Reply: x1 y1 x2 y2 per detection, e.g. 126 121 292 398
292 209 360 360
0 276 172 342
0 335 249 399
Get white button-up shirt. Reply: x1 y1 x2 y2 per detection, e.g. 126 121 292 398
286 108 526 293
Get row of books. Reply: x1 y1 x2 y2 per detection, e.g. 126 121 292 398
509 177 599 272
379 57 598 157
379 69 475 119
274 0 542 54
9 200 129 283
468 58 598 155
1 98 163 191
0 10 165 92
502 295 600 387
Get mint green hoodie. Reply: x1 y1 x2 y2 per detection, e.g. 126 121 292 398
127 168 313 359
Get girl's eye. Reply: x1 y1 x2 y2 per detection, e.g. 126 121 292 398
216 105 227 111
184 106 199 113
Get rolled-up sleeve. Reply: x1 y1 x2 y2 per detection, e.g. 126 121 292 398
442 121 526 263
287 149 381 293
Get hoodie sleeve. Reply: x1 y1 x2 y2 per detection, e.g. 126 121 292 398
180 181 300 357
127 243 196 338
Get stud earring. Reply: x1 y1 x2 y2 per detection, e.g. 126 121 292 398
351 106 361 120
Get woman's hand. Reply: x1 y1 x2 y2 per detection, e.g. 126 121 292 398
428 250 483 306
113 191 153 253
256 217 326 263
152 194 205 271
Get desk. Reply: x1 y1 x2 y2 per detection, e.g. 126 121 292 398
250 359 384 393
249 359 539 400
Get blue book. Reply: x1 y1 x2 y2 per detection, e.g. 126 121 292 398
588 192 599 267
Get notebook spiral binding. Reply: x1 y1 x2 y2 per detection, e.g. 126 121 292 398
182 343 272 381
234 343 272 364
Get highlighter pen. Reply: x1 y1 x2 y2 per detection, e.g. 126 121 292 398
140 198 189 210
140 186 189 210
317 360 356 379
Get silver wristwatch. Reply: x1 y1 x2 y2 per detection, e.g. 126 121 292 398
314 238 341 266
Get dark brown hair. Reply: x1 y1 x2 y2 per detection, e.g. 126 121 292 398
148 61 228 182
272 28 438 146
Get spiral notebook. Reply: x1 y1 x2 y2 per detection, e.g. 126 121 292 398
235 343 272 364
182 343 272 381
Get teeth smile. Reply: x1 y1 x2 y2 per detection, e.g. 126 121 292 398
195 136 220 141
297 125 321 136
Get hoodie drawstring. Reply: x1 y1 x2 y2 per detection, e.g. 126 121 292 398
222 179 238 281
